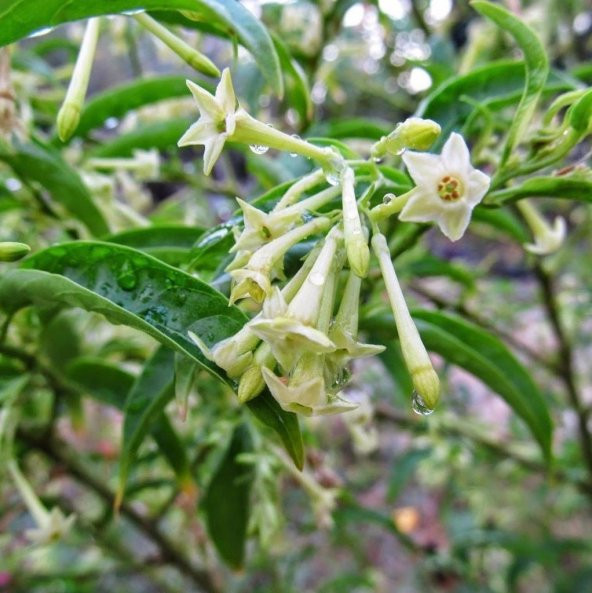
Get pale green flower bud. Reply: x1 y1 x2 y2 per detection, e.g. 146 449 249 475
56 18 101 141
341 167 369 278
371 117 441 159
0 241 30 262
133 13 220 78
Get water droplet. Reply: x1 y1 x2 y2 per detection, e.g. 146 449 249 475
383 193 394 204
412 391 434 416
116 260 138 291
372 156 383 163
309 272 325 286
249 144 269 155
322 153 346 186
331 366 352 390
289 135 301 157
396 148 406 156
346 211 358 221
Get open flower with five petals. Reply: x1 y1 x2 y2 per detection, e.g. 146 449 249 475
399 132 490 241
177 68 237 175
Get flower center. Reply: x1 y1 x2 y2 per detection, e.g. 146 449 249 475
437 175 463 202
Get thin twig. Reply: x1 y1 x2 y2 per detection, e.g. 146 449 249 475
534 262 592 483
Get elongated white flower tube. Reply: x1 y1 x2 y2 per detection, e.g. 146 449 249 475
371 232 440 410
249 227 342 371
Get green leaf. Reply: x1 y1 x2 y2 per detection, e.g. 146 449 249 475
174 352 197 420
0 140 109 236
471 1 549 162
487 176 592 205
417 62 572 144
72 75 195 139
569 88 592 132
117 346 175 503
106 225 205 266
471 206 529 242
271 33 313 126
317 118 391 141
412 309 553 461
89 118 191 157
247 389 304 470
0 1 282 96
0 242 247 383
67 356 193 489
403 254 475 289
203 423 254 568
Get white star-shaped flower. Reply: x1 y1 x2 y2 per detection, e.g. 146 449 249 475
178 68 237 175
26 507 76 546
399 132 490 241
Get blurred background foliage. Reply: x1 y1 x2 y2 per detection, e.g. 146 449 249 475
1 1 592 592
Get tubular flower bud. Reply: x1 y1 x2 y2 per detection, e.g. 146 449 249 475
133 13 220 77
328 270 385 370
248 227 342 372
396 133 490 240
8 460 75 545
229 216 330 304
341 167 370 278
57 18 101 142
371 232 440 410
517 199 566 255
371 117 441 159
179 69 341 174
0 242 30 262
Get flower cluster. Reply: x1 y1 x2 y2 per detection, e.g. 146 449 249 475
180 70 494 417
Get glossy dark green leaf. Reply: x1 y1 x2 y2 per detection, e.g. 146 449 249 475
106 225 205 266
412 309 553 461
203 423 254 568
0 242 247 383
487 176 592 205
247 389 304 470
0 0 282 96
0 140 109 236
73 76 195 138
89 118 190 158
67 356 193 488
117 347 175 501
471 1 548 162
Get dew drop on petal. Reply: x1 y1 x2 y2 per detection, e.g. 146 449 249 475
411 390 434 416
249 144 269 155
